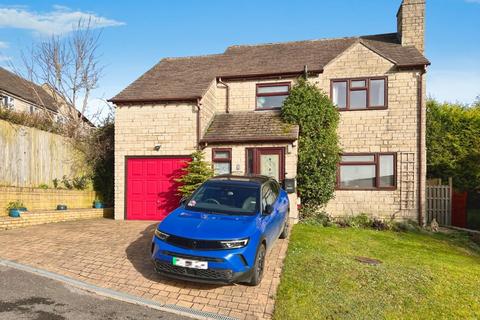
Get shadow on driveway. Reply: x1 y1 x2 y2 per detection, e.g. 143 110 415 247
124 223 225 290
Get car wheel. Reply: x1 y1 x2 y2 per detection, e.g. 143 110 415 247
279 219 289 239
248 244 266 286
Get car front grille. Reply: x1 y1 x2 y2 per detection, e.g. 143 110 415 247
154 260 233 282
160 250 224 263
165 234 225 250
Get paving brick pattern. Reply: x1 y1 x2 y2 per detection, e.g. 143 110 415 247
0 219 288 319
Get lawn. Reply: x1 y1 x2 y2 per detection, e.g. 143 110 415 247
274 225 480 319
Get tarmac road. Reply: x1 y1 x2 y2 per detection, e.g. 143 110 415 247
0 265 191 320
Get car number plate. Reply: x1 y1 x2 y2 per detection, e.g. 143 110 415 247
172 257 208 269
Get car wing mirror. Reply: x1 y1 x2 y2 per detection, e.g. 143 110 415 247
263 204 274 215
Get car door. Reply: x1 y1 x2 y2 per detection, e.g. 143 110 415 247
269 181 286 237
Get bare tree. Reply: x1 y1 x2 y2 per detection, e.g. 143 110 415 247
11 18 104 138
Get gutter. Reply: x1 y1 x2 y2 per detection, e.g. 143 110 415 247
217 78 230 113
217 70 323 81
107 96 200 105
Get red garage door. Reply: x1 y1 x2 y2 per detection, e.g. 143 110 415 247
126 157 189 220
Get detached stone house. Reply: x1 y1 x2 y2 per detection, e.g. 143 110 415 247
111 0 429 223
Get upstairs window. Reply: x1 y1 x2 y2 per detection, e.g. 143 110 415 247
332 77 387 110
212 148 232 175
337 153 396 190
256 83 290 110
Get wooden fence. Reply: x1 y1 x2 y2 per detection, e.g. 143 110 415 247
426 182 452 226
0 119 88 188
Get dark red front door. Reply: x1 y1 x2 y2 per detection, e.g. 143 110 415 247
126 157 189 220
247 147 285 182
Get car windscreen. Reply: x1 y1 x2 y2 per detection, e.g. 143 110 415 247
185 182 260 215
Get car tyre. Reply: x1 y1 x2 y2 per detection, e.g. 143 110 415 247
279 219 289 239
248 243 266 286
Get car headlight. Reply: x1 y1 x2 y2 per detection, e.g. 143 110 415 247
154 229 169 241
219 238 249 249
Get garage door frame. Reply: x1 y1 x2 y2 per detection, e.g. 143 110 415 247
124 155 191 220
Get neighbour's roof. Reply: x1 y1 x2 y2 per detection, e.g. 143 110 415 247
0 67 57 112
110 33 430 103
200 111 299 144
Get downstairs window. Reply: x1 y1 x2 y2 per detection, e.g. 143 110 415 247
337 153 396 190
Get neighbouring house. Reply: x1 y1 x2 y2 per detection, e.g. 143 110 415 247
0 67 93 127
110 0 429 222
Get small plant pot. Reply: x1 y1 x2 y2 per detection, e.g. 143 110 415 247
94 201 104 209
56 204 67 211
9 209 21 218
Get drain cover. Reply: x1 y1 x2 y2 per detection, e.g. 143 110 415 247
354 256 382 265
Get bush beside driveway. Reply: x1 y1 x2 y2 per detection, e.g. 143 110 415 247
0 219 288 320
274 224 480 319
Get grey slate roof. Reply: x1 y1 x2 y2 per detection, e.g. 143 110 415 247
200 111 299 144
0 67 57 111
111 33 429 103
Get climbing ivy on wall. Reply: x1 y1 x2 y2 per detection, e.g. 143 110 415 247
281 77 341 218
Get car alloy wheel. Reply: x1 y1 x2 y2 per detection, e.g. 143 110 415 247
248 244 266 286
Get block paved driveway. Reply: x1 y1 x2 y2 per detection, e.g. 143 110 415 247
0 219 289 319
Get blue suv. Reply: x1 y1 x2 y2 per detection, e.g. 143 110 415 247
151 175 289 286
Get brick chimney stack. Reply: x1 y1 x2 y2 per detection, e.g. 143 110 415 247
397 0 425 53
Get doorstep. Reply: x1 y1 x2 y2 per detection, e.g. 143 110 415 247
0 208 113 230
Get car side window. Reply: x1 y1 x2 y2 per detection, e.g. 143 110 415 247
270 181 280 198
262 184 273 210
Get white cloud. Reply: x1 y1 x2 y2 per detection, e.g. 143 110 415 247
0 5 124 36
427 70 480 104
465 0 480 4
0 41 8 49
0 54 11 62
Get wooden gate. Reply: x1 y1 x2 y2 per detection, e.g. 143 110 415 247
426 183 452 226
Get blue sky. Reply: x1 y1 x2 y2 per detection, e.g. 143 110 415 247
0 0 479 118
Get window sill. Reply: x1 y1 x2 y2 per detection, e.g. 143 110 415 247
338 106 388 112
335 187 397 191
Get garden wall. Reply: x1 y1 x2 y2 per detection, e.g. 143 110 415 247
0 118 87 188
0 186 96 217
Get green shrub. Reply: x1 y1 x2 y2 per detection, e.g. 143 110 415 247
37 183 49 189
392 220 421 232
72 176 89 190
301 211 333 227
61 175 73 189
349 213 373 228
6 200 25 211
281 77 340 218
0 108 63 134
427 99 480 191
176 151 213 197
52 178 59 189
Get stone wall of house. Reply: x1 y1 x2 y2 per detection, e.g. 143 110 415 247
316 42 424 221
114 103 198 220
216 79 294 112
203 142 299 219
